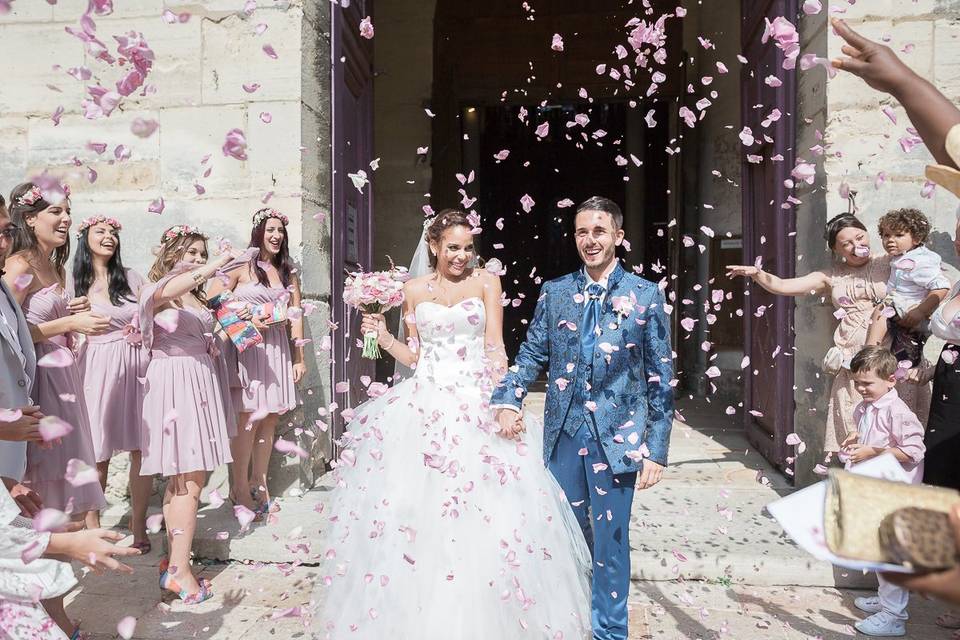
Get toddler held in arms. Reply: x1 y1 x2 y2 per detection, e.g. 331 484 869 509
866 208 950 366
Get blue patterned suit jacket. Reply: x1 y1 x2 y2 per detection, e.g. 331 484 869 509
492 263 674 475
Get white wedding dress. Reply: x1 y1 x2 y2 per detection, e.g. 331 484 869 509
312 296 592 639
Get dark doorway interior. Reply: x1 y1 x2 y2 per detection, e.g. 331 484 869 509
475 100 672 358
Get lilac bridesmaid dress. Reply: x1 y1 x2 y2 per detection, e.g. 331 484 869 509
22 285 107 513
234 281 297 415
213 334 240 438
138 272 233 477
80 270 149 461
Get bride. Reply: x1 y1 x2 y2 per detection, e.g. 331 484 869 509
311 210 591 639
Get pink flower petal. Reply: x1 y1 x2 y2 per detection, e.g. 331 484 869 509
38 416 73 442
38 349 74 368
33 508 69 533
117 616 137 640
65 458 99 487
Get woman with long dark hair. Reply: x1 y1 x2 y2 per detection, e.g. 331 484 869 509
72 215 154 554
208 208 304 517
139 225 238 604
1 182 109 527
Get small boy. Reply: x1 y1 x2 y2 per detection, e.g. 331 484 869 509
842 346 926 637
866 208 950 366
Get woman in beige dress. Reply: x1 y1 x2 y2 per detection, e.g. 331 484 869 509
728 213 930 455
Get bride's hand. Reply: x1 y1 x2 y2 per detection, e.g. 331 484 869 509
361 313 391 345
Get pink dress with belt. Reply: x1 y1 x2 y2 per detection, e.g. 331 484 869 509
22 285 106 513
79 269 149 461
138 272 233 477
234 281 297 415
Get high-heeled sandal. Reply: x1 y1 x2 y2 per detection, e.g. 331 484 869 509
159 568 214 605
228 490 265 522
251 489 281 514
158 558 212 590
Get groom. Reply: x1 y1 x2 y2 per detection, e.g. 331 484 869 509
493 196 674 640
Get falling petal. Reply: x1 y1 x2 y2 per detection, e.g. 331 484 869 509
38 416 73 441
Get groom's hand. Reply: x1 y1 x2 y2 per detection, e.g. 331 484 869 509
636 459 664 490
495 408 522 439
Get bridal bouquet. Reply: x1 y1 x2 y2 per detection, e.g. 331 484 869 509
342 263 408 359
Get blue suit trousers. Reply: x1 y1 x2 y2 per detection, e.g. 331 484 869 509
548 419 636 640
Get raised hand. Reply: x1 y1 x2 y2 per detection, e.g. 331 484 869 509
830 18 915 94
725 265 759 279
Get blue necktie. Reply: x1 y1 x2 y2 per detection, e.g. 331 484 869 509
580 282 605 361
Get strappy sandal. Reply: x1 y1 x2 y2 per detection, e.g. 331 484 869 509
158 558 212 590
938 612 960 629
131 539 152 554
228 490 265 522
159 567 214 605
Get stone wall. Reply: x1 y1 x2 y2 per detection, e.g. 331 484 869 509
0 0 333 491
793 0 960 486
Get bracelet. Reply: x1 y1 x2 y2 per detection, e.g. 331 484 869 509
381 334 396 350
191 271 207 285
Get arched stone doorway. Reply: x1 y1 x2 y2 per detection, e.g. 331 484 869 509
430 0 684 357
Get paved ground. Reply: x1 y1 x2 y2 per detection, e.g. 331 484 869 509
66 396 957 639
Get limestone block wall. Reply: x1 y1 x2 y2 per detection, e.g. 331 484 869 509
0 0 334 489
793 0 960 485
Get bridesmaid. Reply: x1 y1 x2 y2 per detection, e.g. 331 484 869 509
72 215 153 553
727 213 930 456
208 208 304 516
139 224 237 604
2 182 109 529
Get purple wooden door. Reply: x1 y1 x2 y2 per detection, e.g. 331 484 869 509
740 0 797 473
331 0 374 448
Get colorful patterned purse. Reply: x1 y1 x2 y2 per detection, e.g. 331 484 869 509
251 301 288 325
208 291 263 352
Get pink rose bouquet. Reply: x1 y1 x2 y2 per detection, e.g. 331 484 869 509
342 263 408 359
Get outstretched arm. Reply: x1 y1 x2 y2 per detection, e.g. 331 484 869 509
491 283 551 411
726 265 830 297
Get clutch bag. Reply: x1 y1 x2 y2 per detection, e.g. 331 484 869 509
824 469 959 563
251 301 287 325
208 292 263 353
879 507 960 571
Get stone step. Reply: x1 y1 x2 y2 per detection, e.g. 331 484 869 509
180 482 875 590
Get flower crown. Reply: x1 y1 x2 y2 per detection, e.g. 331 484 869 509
17 184 71 207
162 224 208 243
76 215 121 237
252 209 289 227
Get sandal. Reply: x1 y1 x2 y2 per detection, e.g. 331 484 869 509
159 568 214 605
229 491 265 522
69 624 85 640
131 539 152 554
939 612 960 629
158 558 212 589
251 489 281 514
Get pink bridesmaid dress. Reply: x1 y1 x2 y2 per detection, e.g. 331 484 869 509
138 273 233 476
80 269 149 461
213 333 240 438
22 285 106 513
234 282 297 415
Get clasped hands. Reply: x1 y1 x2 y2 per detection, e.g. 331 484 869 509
495 408 526 440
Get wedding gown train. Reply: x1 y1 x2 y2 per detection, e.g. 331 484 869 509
312 296 592 639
